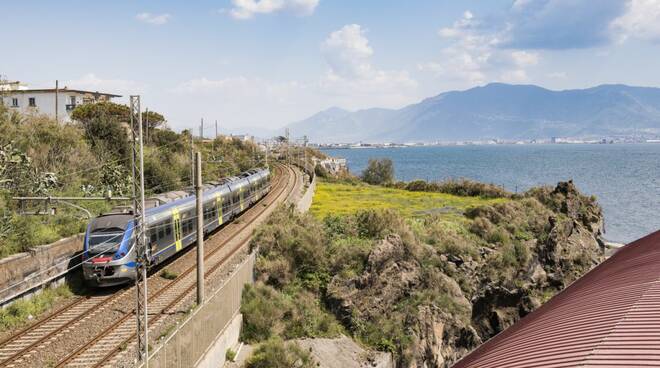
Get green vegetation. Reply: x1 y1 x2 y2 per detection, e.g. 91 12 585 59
226 348 237 362
393 178 512 198
0 102 265 257
0 283 73 331
160 269 178 280
361 158 394 185
244 172 604 366
311 180 507 219
246 337 316 368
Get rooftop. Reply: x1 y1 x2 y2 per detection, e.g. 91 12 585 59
2 88 121 98
453 230 660 368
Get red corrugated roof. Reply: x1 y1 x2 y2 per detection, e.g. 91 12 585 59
453 230 660 368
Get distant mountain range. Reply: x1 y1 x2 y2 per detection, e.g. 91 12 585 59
286 83 660 143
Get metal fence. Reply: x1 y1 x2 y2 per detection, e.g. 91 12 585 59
145 252 255 368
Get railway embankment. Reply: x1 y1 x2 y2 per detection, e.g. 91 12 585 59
0 233 83 306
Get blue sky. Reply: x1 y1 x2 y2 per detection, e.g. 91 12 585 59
3 0 660 134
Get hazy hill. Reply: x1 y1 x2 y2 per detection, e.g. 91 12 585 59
286 83 660 143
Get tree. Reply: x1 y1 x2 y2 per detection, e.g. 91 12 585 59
71 102 166 141
361 158 394 185
71 102 130 123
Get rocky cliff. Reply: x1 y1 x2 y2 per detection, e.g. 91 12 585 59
325 181 604 367
245 180 605 368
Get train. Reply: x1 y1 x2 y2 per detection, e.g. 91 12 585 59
82 167 271 287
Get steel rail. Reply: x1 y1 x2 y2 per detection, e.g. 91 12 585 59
53 164 296 368
0 166 287 368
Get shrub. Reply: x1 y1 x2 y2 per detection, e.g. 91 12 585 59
252 205 329 292
241 284 288 342
246 337 316 368
355 209 407 240
314 164 329 178
435 179 511 198
361 158 394 185
160 269 178 280
226 348 236 362
241 283 341 343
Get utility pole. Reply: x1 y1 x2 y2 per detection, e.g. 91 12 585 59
200 118 204 141
265 139 269 168
130 96 148 365
303 135 308 171
195 152 204 305
145 108 149 144
285 128 290 166
54 80 59 123
215 120 218 139
190 131 195 187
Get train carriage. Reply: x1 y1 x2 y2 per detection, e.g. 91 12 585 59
82 167 271 287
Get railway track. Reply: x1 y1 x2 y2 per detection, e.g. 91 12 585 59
0 164 300 368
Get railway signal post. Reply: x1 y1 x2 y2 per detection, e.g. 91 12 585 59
195 152 205 305
130 95 149 365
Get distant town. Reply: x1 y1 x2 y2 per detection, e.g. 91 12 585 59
312 136 660 149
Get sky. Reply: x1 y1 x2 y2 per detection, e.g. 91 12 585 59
3 0 660 135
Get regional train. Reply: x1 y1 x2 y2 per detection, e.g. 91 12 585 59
82 168 271 286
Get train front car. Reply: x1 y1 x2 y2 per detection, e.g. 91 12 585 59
82 210 137 287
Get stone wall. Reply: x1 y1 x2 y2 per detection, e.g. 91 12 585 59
0 234 83 306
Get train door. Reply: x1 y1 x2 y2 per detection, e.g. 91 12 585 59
172 208 182 251
216 194 223 225
239 186 245 211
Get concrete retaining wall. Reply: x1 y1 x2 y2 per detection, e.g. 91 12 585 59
145 252 255 368
0 234 83 306
296 173 317 213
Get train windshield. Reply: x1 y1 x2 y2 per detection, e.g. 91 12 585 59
88 231 124 254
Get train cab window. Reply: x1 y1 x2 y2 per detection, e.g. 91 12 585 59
165 225 172 236
158 226 165 240
150 231 157 244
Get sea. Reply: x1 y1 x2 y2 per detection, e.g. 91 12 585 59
322 144 660 244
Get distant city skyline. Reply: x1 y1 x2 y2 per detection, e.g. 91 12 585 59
3 0 660 132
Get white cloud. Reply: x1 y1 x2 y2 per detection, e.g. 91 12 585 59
163 24 420 131
229 0 319 20
511 50 539 67
135 12 171 25
612 0 660 43
420 10 539 86
321 24 374 79
320 24 417 107
65 73 146 96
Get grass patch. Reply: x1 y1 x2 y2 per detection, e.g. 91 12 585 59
160 269 178 280
0 284 73 332
311 180 507 219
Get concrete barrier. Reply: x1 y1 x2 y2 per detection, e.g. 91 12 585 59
296 173 317 213
0 234 83 306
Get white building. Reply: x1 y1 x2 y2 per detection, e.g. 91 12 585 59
0 81 121 123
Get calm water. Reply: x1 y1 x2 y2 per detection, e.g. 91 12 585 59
323 144 660 243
